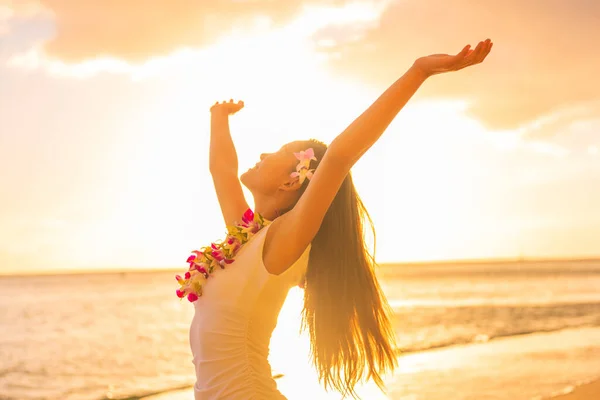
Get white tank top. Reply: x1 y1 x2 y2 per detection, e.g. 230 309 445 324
189 223 310 400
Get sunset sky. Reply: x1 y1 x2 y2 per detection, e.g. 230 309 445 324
1 0 599 275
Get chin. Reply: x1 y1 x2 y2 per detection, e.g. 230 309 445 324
240 168 255 190
240 168 268 196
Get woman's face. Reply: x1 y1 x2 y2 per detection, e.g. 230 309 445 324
240 141 305 196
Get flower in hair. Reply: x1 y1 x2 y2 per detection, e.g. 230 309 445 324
175 209 271 302
291 167 314 185
290 148 317 185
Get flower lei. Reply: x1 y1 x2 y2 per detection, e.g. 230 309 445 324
176 147 317 302
175 208 271 302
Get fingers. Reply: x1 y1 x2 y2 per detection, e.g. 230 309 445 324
465 41 485 62
211 99 245 115
457 44 471 57
479 40 493 63
455 39 492 70
213 99 244 106
473 39 492 64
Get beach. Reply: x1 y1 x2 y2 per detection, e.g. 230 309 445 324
144 378 600 400
2 260 600 400
143 326 600 400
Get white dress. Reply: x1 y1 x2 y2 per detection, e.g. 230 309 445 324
189 223 310 400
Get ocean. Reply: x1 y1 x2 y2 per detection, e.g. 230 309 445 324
1 260 600 400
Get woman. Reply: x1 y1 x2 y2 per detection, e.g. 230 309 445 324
186 39 493 399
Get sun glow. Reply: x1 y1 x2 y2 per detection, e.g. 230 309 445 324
270 288 391 399
3 1 598 275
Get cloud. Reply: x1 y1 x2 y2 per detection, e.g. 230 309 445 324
6 0 599 135
0 5 12 36
515 100 600 139
31 0 356 62
315 0 600 131
0 0 46 34
6 0 386 80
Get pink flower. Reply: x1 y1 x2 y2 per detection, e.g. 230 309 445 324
290 147 317 185
224 237 242 254
211 249 225 261
175 208 271 304
293 148 317 166
290 168 314 185
187 292 199 302
193 250 208 261
240 220 260 236
242 208 254 224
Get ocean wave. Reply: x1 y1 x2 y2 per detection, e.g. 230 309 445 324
395 322 600 354
388 297 600 308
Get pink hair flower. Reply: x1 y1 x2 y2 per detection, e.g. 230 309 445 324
294 148 317 164
290 168 314 185
290 147 317 185
176 289 185 298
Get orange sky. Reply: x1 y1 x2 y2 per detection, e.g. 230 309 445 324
1 0 599 275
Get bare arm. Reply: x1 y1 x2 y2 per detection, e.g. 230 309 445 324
209 100 249 226
264 40 493 274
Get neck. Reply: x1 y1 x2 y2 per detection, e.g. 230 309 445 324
253 192 293 221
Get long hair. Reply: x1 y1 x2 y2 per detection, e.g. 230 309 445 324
289 139 397 398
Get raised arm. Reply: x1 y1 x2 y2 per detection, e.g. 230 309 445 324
264 39 493 274
209 100 250 226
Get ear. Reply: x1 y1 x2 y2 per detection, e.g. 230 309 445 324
278 175 302 192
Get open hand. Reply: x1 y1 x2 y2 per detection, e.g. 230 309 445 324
210 99 244 115
414 39 493 78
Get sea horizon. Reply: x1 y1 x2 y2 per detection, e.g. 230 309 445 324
2 256 600 278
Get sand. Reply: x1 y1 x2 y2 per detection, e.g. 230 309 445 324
548 379 600 400
142 388 193 400
140 328 600 400
142 380 600 400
